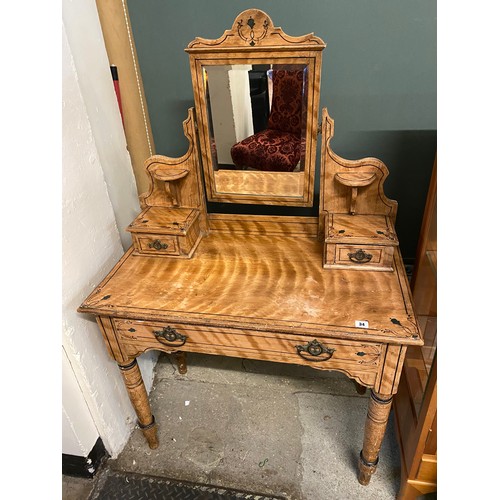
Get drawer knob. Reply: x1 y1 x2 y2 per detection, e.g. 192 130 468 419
153 326 187 346
296 339 335 362
348 249 372 263
149 239 168 251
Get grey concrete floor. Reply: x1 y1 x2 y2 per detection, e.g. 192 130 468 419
63 352 402 499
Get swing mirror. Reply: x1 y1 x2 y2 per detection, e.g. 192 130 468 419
186 9 325 206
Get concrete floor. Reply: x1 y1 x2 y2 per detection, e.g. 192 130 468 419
63 352 402 499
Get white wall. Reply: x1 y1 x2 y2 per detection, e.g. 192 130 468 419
62 0 140 249
62 348 100 457
206 65 236 165
62 0 157 459
206 65 254 165
229 65 254 142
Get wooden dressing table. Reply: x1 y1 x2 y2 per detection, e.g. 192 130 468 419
79 10 422 488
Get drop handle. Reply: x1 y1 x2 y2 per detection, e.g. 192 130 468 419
348 249 372 263
149 239 168 251
153 326 187 346
296 339 335 362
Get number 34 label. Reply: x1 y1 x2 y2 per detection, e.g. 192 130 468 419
355 320 369 328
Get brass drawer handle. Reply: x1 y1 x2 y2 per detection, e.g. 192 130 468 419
348 249 372 263
296 339 335 362
153 326 187 346
149 239 168 251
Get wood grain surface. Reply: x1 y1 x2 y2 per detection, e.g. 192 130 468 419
213 170 304 199
208 213 318 238
80 230 420 346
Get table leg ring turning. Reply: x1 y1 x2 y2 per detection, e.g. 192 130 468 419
358 450 380 485
357 391 393 485
138 416 159 450
118 359 159 449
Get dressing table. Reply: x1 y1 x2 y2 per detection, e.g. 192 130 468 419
78 10 422 487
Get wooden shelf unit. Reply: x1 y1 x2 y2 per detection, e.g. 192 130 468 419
394 158 437 498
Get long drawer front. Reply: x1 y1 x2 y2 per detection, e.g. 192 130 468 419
113 318 383 385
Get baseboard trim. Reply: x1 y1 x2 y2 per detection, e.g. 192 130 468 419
62 437 107 478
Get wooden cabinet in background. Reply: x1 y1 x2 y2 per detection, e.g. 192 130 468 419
394 158 437 498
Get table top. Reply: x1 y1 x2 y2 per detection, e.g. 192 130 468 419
79 232 421 345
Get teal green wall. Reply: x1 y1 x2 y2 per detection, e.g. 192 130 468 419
127 0 436 261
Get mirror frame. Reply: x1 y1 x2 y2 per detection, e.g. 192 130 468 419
186 9 325 206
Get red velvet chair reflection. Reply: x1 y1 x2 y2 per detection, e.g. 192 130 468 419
230 69 304 172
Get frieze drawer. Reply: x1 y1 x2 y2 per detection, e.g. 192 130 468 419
113 319 383 384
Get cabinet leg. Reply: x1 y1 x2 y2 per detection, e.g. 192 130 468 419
173 351 187 374
353 380 367 395
118 360 159 449
358 391 393 485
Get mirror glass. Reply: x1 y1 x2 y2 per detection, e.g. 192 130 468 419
203 63 308 199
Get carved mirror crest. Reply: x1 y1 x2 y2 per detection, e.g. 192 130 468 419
186 9 325 206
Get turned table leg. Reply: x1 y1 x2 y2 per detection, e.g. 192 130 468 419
358 390 393 485
118 360 159 449
353 380 367 395
173 351 187 374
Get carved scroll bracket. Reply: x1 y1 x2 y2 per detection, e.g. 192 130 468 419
335 172 377 215
319 108 398 222
151 167 189 207
139 109 207 233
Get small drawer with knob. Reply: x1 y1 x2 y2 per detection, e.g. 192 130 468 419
323 213 398 271
135 234 179 255
127 206 203 258
324 243 395 271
